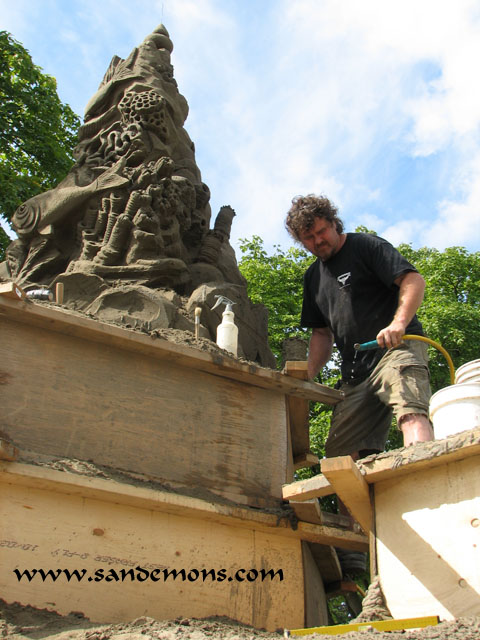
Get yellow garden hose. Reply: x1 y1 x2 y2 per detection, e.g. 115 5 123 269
354 335 455 384
401 335 455 384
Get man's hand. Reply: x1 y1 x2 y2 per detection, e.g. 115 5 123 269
376 320 406 349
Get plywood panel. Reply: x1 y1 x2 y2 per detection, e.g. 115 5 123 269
1 315 287 507
0 477 305 631
375 455 480 620
0 297 343 405
0 461 368 548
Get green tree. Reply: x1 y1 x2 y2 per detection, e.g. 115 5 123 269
238 235 315 361
397 244 480 392
0 31 80 260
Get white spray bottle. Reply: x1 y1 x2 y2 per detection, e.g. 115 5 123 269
211 295 238 356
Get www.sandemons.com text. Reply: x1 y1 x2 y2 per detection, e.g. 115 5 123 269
13 567 284 584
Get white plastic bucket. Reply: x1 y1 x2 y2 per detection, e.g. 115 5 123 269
455 359 480 384
430 382 480 439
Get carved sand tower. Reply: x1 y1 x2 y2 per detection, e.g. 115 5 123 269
1 25 274 366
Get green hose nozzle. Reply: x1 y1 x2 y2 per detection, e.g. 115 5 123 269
354 340 379 351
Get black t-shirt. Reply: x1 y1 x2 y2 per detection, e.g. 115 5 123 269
301 233 424 383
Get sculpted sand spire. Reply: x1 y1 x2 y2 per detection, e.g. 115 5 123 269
2 25 275 367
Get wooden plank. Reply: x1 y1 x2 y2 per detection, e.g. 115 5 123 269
284 362 310 459
358 427 480 484
1 313 288 508
0 296 342 404
369 484 378 578
285 397 295 483
285 430 480 504
308 544 342 584
321 456 372 534
293 453 319 471
319 511 354 530
290 499 323 525
284 429 480 507
283 361 311 372
302 542 329 628
283 474 333 502
0 462 369 550
0 468 306 631
375 454 480 620
0 282 25 299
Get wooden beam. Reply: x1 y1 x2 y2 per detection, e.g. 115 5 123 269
320 456 372 534
282 473 333 502
283 429 480 506
358 427 480 484
290 499 323 525
284 361 311 458
0 296 342 405
319 510 355 531
293 453 319 471
0 282 25 300
308 544 342 584
0 462 369 551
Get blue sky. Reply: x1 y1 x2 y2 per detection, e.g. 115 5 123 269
2 0 480 256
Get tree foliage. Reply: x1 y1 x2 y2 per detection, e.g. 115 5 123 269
398 244 480 391
238 236 315 360
0 30 80 260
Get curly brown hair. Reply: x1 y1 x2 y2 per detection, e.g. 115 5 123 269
285 194 344 241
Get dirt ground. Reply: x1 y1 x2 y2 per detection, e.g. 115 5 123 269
1 599 480 640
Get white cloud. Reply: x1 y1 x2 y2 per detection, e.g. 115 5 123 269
1 0 479 252
427 150 480 249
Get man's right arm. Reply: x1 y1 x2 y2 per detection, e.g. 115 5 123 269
307 327 334 379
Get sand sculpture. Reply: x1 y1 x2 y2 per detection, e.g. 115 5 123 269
1 25 275 367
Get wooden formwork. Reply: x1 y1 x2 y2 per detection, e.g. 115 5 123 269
0 295 369 629
283 428 480 621
0 295 339 508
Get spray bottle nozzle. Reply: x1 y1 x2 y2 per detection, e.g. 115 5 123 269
211 295 236 312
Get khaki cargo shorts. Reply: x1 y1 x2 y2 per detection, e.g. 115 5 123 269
325 340 431 458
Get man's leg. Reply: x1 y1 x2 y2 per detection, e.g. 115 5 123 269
325 380 392 459
398 412 434 446
325 381 391 578
374 340 433 447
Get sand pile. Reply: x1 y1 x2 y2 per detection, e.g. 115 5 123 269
2 599 480 640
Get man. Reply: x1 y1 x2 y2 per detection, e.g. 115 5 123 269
285 194 434 461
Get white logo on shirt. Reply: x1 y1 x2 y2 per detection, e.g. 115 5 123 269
337 272 351 288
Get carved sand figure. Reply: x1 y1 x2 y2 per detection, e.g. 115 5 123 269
1 25 275 367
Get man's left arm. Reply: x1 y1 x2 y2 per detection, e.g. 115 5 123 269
376 271 426 349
